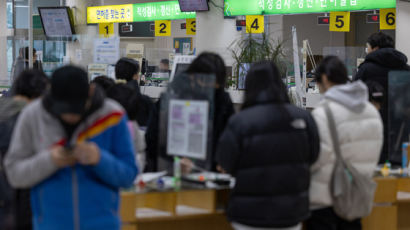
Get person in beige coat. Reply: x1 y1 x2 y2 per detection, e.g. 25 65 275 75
307 56 383 230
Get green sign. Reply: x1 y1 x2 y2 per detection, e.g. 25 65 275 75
224 0 396 16
87 1 195 24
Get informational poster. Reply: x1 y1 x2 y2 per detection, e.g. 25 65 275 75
93 37 120 64
224 0 396 16
167 100 209 160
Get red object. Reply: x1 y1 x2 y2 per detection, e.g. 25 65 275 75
372 15 379 22
199 175 205 181
236 20 246 27
323 18 329 23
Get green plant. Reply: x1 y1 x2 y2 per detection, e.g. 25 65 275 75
229 32 287 89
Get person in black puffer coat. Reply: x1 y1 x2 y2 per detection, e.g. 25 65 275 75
354 32 410 165
216 61 320 230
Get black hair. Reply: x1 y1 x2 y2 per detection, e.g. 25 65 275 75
160 59 169 66
106 84 138 120
365 80 385 105
243 61 290 109
12 69 48 99
24 47 36 60
91 76 115 92
315 56 349 85
186 52 227 88
115 58 140 82
367 32 395 49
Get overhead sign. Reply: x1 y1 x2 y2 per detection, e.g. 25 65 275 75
186 19 196 35
246 15 264 33
330 11 350 32
155 20 171 37
87 1 196 24
380 8 396 30
224 0 396 16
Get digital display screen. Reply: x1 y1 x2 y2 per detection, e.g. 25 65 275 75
39 8 74 37
175 63 190 77
224 0 396 16
179 0 209 12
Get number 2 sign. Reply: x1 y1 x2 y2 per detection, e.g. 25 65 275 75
380 8 396 30
330 12 350 32
246 15 264 34
155 20 171 37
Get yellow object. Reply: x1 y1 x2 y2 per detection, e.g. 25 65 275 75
246 15 264 34
155 20 171 37
98 23 114 38
330 12 350 32
186 18 196 35
380 8 396 30
87 4 133 24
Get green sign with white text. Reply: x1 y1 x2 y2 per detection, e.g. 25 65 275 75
224 0 396 16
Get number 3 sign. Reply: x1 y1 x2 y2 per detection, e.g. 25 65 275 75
246 15 264 34
380 8 396 30
155 20 171 37
330 12 350 32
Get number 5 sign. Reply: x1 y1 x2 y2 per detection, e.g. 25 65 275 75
155 20 171 37
246 15 264 34
330 12 350 32
380 9 396 30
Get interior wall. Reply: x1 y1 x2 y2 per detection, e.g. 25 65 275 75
282 14 345 56
397 1 410 64
0 0 7 85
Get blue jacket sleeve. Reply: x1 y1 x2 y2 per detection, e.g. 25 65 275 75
92 116 138 188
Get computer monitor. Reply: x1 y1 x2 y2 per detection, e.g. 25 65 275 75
178 0 209 12
170 55 197 81
38 7 75 38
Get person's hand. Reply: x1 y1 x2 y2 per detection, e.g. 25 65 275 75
216 165 227 174
73 142 101 166
181 158 194 175
51 146 77 168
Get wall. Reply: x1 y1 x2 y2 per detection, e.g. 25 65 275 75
282 14 345 56
397 1 410 64
0 0 7 85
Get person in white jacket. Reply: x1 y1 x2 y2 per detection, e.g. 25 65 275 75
306 56 383 230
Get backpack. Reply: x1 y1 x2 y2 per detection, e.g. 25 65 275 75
324 102 377 221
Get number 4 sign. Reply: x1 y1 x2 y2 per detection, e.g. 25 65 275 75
330 12 350 32
380 8 396 30
155 20 171 37
246 15 264 34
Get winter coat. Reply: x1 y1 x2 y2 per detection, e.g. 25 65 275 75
216 94 320 228
310 81 383 210
5 98 138 230
354 48 409 164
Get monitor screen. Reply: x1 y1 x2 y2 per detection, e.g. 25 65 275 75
174 63 190 77
178 0 209 12
38 7 75 37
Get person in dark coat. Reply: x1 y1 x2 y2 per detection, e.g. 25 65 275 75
354 32 410 165
216 61 320 230
145 53 235 172
115 58 154 127
0 70 48 230
11 47 44 83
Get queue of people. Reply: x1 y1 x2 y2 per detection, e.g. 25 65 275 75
0 31 404 230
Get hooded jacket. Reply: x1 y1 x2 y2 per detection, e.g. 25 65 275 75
354 48 410 164
310 81 383 210
4 97 138 230
216 93 320 228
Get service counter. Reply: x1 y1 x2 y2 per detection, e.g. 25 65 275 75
120 176 410 230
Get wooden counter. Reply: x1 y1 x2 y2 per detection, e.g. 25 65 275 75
120 177 410 230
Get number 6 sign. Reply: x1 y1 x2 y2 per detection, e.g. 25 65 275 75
380 8 396 30
330 12 350 32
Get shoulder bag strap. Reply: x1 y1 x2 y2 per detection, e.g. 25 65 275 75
324 102 344 161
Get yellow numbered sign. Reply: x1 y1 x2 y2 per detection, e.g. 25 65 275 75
246 15 264 34
330 12 350 32
380 8 396 30
155 20 171 37
186 19 196 35
98 23 114 38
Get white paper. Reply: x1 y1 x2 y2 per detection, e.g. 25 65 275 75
93 37 120 64
167 100 209 160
